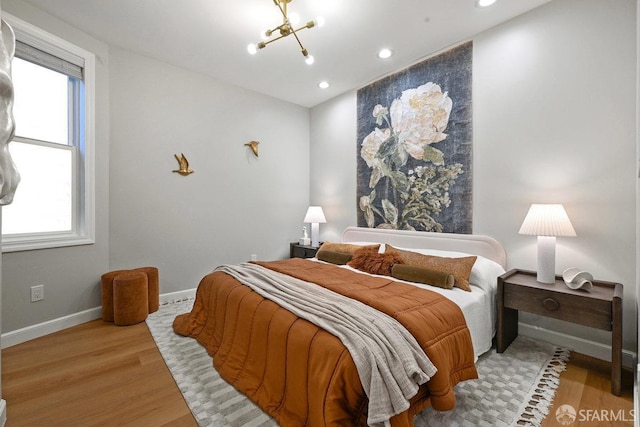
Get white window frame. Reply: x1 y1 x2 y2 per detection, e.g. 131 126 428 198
2 13 95 252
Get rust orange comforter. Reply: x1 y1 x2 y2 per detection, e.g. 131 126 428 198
173 258 477 426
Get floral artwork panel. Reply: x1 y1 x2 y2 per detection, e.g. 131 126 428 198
356 42 472 233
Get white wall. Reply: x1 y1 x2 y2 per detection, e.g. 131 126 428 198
310 91 357 244
311 0 638 355
1 0 110 333
109 48 311 292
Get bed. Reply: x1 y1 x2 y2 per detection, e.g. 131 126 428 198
173 227 506 427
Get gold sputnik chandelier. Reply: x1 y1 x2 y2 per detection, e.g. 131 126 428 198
247 0 323 65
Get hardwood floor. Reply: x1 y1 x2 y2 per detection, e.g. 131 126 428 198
541 353 635 427
1 319 635 426
2 319 197 427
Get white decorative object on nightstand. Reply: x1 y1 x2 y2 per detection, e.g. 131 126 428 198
562 267 593 291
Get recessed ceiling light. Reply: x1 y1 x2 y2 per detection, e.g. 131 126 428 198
378 48 393 59
476 0 497 7
318 81 330 89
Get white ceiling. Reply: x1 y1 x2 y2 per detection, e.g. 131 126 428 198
22 0 550 108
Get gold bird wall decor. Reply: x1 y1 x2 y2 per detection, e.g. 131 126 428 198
245 140 259 157
172 153 194 176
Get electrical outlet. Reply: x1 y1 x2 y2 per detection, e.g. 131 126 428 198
250 254 257 261
31 285 44 302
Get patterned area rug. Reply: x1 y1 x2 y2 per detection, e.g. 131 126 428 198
147 300 569 427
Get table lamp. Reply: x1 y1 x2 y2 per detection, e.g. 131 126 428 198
303 206 326 247
518 204 576 284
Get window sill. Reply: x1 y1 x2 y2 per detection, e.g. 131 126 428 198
2 232 95 252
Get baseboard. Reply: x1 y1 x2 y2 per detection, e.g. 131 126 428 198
520 322 636 369
0 288 197 349
1 306 102 349
159 288 196 305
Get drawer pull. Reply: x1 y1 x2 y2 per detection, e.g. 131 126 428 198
543 298 559 311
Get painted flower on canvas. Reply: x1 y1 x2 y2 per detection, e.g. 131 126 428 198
359 82 463 232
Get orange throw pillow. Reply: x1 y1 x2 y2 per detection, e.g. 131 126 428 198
317 242 380 256
348 245 404 276
388 245 477 291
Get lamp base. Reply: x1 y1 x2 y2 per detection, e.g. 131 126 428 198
310 223 320 247
536 236 556 284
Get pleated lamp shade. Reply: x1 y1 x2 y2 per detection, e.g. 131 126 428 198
518 204 576 237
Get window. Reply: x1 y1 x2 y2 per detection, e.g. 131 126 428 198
2 14 95 252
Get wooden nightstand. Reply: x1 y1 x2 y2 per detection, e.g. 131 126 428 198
497 269 623 396
289 242 320 259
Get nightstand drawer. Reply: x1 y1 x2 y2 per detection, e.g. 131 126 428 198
503 283 612 330
292 246 316 258
290 243 319 259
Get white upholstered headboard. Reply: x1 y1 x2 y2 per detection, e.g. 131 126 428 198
342 227 507 268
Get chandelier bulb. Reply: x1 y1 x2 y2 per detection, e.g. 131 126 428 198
289 12 300 25
305 54 314 65
247 44 258 55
